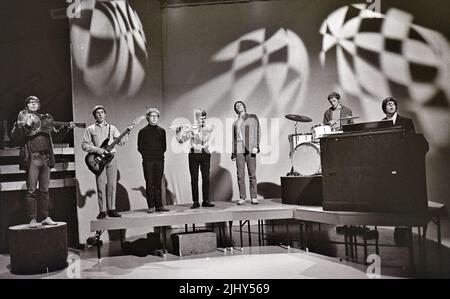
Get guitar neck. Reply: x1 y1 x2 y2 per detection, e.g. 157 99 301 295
105 128 130 151
103 116 144 151
54 121 85 127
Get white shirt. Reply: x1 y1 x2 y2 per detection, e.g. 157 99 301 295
82 122 121 153
386 112 398 125
190 123 213 151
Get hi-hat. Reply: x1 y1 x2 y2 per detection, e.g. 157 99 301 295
339 116 360 121
285 114 312 123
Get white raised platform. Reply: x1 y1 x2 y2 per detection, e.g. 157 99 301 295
0 147 74 157
0 162 75 174
91 199 447 232
0 178 76 191
0 145 76 191
91 199 294 231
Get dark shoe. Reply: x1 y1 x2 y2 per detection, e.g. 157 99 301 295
108 210 122 218
155 206 169 212
202 201 215 207
97 212 107 219
191 202 200 209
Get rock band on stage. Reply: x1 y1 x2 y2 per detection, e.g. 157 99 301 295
10 92 417 228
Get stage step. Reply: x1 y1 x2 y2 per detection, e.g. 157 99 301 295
0 162 75 174
0 145 76 191
0 146 74 157
0 178 76 191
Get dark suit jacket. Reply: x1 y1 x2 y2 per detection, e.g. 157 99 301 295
383 114 416 134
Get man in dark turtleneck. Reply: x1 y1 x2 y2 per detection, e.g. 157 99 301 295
137 108 169 213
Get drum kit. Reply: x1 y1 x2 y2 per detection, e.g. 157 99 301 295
285 114 359 176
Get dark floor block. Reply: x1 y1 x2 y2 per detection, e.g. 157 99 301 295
0 188 79 253
9 222 68 275
171 230 217 256
281 175 323 206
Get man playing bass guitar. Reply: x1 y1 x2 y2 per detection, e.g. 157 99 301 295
81 105 132 219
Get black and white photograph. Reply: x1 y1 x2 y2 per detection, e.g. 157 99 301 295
0 0 449 282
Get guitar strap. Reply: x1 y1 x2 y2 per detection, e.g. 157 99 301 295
108 124 111 142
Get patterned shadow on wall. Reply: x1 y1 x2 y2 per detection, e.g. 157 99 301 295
320 4 450 149
70 0 148 98
166 27 310 204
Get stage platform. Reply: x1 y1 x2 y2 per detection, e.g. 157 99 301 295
91 199 293 232
90 199 447 260
91 199 446 231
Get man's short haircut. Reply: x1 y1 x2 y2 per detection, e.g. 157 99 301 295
381 97 398 114
25 96 40 106
233 100 247 114
327 92 341 101
146 108 160 118
92 105 106 118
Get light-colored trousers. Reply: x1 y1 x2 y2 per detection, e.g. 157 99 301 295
236 153 257 199
95 158 117 212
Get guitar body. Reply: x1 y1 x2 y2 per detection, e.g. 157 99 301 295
17 112 86 136
38 114 57 135
83 115 145 175
85 138 115 175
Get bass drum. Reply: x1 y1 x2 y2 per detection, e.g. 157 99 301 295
292 142 321 176
288 133 312 156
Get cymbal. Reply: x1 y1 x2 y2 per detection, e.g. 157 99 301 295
285 114 312 123
339 116 360 121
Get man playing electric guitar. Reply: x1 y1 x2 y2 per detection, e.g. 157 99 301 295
82 105 133 219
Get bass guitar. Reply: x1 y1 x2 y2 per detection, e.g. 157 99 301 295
85 116 145 175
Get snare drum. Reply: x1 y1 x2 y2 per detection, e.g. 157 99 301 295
292 142 321 176
288 133 312 156
310 124 331 143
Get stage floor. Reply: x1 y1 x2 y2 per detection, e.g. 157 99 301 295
0 246 394 279
91 198 446 236
91 198 294 231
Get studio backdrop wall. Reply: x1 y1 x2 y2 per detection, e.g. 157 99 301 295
70 0 450 243
70 0 163 242
162 0 450 213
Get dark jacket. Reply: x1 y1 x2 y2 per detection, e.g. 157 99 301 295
232 113 261 158
10 123 69 171
383 114 416 134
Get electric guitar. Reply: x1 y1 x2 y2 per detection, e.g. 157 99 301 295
85 116 145 175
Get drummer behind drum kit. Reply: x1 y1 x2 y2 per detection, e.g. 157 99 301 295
285 114 359 176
